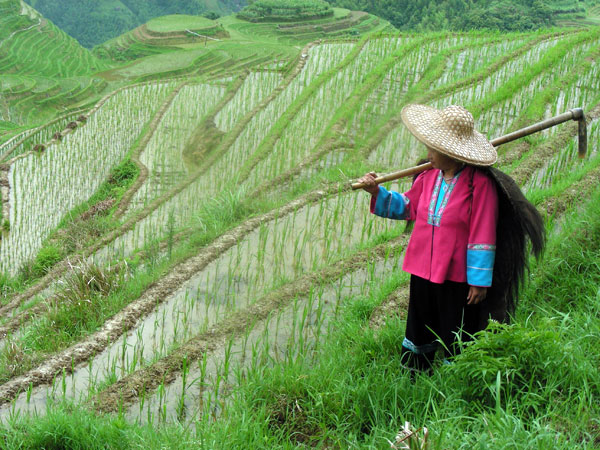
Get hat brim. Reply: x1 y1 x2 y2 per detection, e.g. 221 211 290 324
401 104 497 166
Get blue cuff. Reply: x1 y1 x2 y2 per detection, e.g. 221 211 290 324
467 249 495 287
402 338 438 355
373 186 409 220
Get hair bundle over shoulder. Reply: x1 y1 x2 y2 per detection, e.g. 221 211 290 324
482 167 546 325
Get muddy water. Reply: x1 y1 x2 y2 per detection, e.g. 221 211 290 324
0 190 403 420
125 255 404 425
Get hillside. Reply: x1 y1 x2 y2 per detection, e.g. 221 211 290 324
0 0 110 134
325 0 600 30
23 0 247 48
0 2 599 448
0 1 387 141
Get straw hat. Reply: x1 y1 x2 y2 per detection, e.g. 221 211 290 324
401 104 497 166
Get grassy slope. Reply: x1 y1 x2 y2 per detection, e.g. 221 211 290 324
145 15 216 33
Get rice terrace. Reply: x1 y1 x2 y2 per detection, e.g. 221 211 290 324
0 0 599 447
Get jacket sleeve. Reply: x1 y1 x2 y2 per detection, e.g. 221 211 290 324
370 172 425 220
467 172 498 287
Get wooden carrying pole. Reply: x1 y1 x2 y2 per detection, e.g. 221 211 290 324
351 108 587 190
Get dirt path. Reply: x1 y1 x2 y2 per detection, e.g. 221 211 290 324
368 284 409 332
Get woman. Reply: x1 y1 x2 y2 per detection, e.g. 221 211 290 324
358 104 499 371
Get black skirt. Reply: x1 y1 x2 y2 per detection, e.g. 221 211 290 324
401 274 485 371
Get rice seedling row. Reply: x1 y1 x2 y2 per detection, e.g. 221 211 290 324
124 83 227 214
90 190 399 377
472 35 600 139
90 232 408 416
92 43 355 264
431 36 529 89
0 186 344 406
432 36 564 110
542 50 600 121
0 168 407 411
0 83 174 275
240 35 449 189
249 35 463 189
124 256 401 425
215 42 357 183
0 248 402 422
367 33 586 169
214 71 282 133
525 113 600 192
0 110 86 162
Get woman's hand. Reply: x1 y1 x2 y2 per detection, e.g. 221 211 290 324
358 172 379 195
467 286 487 305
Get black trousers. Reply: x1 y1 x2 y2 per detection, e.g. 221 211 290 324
401 275 485 371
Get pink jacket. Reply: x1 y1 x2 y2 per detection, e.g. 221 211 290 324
371 166 498 286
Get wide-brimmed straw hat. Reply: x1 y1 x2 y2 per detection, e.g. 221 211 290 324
401 104 497 166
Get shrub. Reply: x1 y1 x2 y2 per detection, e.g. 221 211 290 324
108 160 138 187
45 259 125 341
32 246 64 277
237 0 333 22
442 320 585 412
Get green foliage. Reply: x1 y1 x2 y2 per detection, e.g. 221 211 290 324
0 403 190 449
36 261 125 347
31 245 63 277
324 0 561 31
203 11 221 20
23 0 245 48
237 0 333 22
443 321 585 409
525 184 600 311
107 159 138 191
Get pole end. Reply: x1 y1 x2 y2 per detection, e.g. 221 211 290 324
570 107 584 121
576 108 587 159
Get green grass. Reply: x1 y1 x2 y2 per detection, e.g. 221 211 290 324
0 403 198 449
111 48 210 79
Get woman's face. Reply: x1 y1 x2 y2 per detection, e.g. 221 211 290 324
427 147 458 171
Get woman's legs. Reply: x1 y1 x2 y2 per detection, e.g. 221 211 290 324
401 275 482 371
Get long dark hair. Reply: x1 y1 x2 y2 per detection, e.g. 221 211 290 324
480 167 546 325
